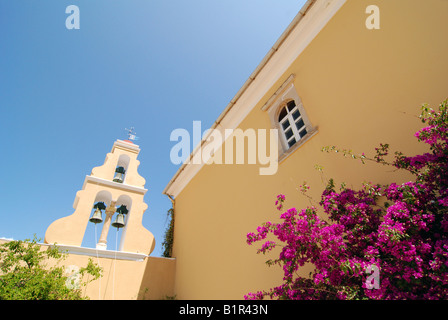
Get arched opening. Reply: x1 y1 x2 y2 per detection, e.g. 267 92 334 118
113 154 130 184
81 190 112 249
107 194 132 252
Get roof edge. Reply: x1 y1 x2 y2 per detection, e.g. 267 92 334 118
163 0 346 198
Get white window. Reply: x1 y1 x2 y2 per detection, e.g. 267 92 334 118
278 100 308 149
262 74 317 160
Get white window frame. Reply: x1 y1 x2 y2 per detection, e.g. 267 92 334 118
278 100 308 149
261 74 317 161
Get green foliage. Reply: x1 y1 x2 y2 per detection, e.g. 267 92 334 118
161 207 175 258
0 236 102 300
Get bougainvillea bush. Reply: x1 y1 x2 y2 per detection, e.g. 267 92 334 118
246 100 448 300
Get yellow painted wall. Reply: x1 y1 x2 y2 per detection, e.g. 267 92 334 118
139 257 176 300
62 252 148 300
66 252 175 300
171 0 448 299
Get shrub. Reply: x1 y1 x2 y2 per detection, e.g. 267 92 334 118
0 236 102 300
246 100 448 300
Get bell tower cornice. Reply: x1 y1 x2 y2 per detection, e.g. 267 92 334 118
83 175 148 195
112 139 141 154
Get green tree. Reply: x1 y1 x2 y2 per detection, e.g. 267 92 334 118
0 236 102 300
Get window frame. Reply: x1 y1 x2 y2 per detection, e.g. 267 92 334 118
278 100 308 149
261 74 317 161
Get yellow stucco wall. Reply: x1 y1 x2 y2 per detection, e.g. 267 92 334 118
139 257 177 300
170 0 448 299
62 251 148 300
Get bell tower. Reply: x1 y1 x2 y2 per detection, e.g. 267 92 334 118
45 137 155 255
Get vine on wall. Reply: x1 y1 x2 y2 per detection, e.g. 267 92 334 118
162 207 174 258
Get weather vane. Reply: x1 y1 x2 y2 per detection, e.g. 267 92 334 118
125 127 139 141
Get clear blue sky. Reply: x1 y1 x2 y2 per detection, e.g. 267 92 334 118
0 0 307 256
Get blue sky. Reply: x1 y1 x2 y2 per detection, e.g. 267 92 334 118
0 0 307 256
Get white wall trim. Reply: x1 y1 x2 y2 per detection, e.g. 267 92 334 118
42 243 148 261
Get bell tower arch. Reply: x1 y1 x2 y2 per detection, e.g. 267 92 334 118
44 139 155 255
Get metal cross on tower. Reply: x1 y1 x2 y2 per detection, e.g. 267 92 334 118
125 127 139 141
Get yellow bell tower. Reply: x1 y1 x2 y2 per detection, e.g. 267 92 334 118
45 138 155 255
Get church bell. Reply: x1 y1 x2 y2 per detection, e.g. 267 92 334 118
112 205 128 229
113 166 126 183
89 202 106 224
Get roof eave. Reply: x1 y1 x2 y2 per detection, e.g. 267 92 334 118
163 0 346 198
